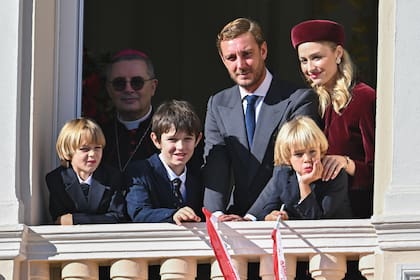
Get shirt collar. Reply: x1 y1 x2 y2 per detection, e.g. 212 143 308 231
239 68 273 100
158 153 187 183
296 172 301 183
76 173 93 185
118 106 153 130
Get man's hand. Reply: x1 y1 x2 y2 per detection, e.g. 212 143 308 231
217 214 248 222
264 210 289 221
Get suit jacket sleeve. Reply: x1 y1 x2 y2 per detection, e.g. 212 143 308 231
246 167 284 221
46 169 71 223
247 167 351 220
125 161 177 223
352 84 376 189
288 88 322 128
202 95 232 212
46 165 127 224
323 83 376 190
73 164 127 224
71 190 127 224
295 169 351 219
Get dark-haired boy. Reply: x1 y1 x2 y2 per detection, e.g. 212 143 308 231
125 100 203 224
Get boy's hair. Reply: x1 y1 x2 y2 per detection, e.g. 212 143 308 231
56 118 106 167
152 100 201 141
274 116 328 165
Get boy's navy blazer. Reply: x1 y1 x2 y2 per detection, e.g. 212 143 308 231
247 165 353 220
46 163 127 224
125 153 204 223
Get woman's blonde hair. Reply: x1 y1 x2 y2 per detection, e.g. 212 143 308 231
56 118 105 167
274 116 328 165
309 42 354 117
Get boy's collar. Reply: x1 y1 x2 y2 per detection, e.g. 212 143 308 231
158 153 187 182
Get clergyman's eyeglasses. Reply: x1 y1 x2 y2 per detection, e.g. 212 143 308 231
109 76 154 91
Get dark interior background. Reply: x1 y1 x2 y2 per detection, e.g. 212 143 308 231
82 0 378 124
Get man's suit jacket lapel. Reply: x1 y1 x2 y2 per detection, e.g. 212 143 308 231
217 87 249 149
252 100 288 160
62 168 89 211
216 81 297 163
252 80 290 161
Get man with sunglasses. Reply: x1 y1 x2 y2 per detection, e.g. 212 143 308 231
101 49 159 176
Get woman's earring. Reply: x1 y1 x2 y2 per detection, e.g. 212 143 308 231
336 57 342 64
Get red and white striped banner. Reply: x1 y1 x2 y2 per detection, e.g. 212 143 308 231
272 216 287 280
202 207 240 280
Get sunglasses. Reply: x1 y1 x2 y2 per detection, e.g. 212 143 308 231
109 76 154 91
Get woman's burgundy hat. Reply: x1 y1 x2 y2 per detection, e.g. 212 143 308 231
291 20 345 49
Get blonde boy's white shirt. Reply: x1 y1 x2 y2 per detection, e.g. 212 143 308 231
77 174 93 185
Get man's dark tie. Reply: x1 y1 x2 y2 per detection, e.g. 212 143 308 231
172 178 183 206
80 183 90 200
245 95 258 145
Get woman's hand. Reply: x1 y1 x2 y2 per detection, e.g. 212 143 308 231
321 155 348 181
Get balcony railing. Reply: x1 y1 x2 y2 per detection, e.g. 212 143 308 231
2 219 377 279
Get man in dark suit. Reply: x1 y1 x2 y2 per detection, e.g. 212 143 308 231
202 18 321 220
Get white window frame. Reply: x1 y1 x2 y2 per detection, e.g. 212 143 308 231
54 0 84 139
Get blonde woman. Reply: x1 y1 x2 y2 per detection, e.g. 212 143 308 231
291 19 376 218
